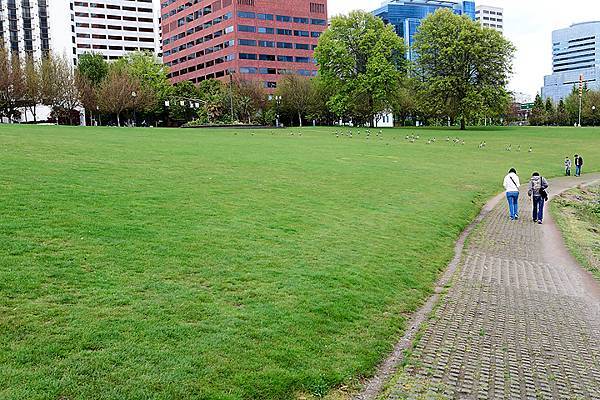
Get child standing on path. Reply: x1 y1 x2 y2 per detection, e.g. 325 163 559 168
528 172 549 224
503 168 520 220
565 157 572 176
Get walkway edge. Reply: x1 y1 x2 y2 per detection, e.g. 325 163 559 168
352 174 600 400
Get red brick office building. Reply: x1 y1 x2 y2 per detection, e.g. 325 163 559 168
160 0 328 89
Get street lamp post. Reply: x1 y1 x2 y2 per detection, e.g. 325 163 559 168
275 95 282 128
593 105 596 127
131 91 137 126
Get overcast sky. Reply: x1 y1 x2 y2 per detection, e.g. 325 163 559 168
328 0 600 101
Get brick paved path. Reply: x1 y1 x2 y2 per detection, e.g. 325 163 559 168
387 175 600 400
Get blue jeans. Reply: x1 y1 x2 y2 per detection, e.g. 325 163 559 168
533 196 545 222
575 165 581 176
506 192 519 219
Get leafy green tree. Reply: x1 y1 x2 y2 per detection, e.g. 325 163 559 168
529 94 546 126
544 98 555 125
168 81 201 124
564 86 581 126
413 9 515 130
196 79 228 124
233 78 267 124
308 76 336 125
116 51 172 116
76 53 108 86
314 10 407 126
276 74 314 127
556 99 569 126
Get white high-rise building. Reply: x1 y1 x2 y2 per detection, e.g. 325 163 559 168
49 0 162 66
0 0 51 59
475 5 503 34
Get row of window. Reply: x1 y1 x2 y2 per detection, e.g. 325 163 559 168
239 40 316 49
166 39 234 64
74 12 154 23
74 3 153 13
239 67 316 75
167 55 233 77
164 27 232 56
554 52 595 63
479 9 503 16
170 66 314 88
75 22 154 33
553 46 596 57
554 64 595 73
481 16 502 22
76 33 155 43
553 58 595 68
237 25 315 37
237 11 326 26
239 53 314 63
163 0 234 23
77 43 154 51
163 12 232 46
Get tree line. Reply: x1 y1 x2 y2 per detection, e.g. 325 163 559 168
529 88 600 127
1 8 515 130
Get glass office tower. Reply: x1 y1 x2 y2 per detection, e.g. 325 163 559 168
372 0 476 61
541 21 600 103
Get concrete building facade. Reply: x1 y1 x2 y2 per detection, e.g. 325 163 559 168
0 0 50 59
542 21 600 103
161 0 327 89
475 5 503 33
372 0 475 61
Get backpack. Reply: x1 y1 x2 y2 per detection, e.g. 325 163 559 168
532 177 542 191
579 156 584 166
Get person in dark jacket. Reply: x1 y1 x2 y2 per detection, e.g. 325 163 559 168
527 172 549 224
574 154 584 176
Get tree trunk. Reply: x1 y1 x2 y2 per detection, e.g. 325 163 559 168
298 112 302 127
117 113 121 127
460 117 466 130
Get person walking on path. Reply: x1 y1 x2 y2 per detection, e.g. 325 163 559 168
527 172 549 224
575 154 584 176
565 156 572 176
503 168 521 220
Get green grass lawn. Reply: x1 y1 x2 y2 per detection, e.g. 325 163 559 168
1 124 599 400
552 185 600 280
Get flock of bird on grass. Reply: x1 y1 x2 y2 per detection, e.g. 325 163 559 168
236 129 534 152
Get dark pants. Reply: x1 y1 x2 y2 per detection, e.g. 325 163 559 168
533 196 545 222
566 167 571 176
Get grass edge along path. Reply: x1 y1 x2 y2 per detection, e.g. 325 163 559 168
551 184 600 281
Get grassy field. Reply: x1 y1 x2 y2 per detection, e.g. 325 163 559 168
0 125 599 400
552 185 600 280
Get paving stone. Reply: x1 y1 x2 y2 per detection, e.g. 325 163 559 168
386 177 600 400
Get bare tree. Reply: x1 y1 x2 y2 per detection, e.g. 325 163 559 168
23 56 43 122
0 49 27 122
76 72 98 125
277 75 314 127
56 55 81 125
97 66 143 126
233 78 267 124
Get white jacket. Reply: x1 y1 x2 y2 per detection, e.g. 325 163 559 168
503 173 520 192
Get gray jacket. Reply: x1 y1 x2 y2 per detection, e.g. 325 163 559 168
528 176 548 197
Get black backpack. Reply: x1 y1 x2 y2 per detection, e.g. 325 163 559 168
579 156 584 166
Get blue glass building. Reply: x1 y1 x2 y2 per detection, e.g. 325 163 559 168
372 0 476 61
541 22 600 103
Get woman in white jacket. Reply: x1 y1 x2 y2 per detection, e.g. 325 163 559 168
503 168 521 220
